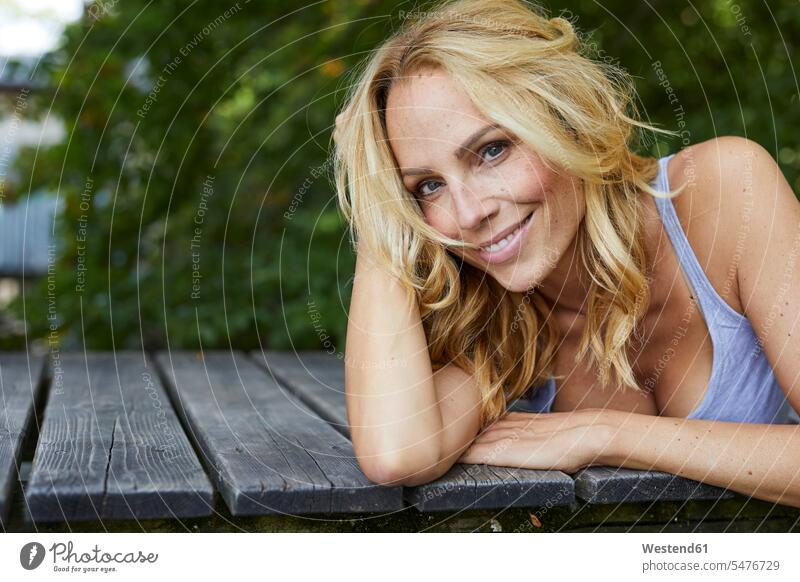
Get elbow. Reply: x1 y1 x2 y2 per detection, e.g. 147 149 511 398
359 455 411 486
357 450 444 487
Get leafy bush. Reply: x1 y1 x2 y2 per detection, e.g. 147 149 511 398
8 0 799 351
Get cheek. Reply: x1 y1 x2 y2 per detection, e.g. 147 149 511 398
500 156 558 206
421 203 461 239
547 175 584 221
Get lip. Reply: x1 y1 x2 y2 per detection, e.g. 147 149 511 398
476 208 537 265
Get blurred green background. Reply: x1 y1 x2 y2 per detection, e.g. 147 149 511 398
1 0 798 352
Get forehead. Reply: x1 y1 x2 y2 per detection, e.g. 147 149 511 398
385 68 491 162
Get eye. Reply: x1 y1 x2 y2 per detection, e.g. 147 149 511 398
479 140 510 163
414 179 442 198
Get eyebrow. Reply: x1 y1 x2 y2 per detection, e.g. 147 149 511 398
399 123 501 178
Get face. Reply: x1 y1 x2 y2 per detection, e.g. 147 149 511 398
385 66 585 293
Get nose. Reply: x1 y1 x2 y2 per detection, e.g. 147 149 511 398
450 178 499 233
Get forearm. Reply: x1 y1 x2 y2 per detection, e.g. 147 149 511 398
601 412 800 508
345 247 443 481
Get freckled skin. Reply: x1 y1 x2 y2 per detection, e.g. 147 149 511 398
385 66 586 294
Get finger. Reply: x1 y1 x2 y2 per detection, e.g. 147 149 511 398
486 419 540 432
457 447 481 464
473 427 523 443
503 411 580 423
479 418 536 434
458 441 511 465
504 411 539 419
495 421 544 430
494 413 573 428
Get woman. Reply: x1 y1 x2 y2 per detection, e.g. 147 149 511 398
332 0 800 508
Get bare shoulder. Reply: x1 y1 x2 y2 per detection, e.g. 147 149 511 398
663 136 778 314
668 135 775 198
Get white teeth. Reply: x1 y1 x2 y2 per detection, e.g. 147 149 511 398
480 216 528 253
481 231 516 253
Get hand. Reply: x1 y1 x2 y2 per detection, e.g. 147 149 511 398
456 409 618 474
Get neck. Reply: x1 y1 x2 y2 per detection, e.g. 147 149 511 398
534 227 592 316
536 189 663 318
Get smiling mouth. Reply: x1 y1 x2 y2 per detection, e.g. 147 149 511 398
479 214 531 253
471 208 538 266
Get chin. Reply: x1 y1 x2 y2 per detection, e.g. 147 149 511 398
488 253 553 293
494 277 533 294
461 252 543 293
487 264 537 293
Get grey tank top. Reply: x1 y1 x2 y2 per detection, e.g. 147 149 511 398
510 153 799 424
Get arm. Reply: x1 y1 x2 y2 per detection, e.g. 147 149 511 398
345 245 482 486
601 413 800 508
457 408 800 508
607 137 800 507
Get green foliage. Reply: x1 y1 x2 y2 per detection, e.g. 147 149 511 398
8 0 799 350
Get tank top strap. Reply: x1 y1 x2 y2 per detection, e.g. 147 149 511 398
651 154 741 328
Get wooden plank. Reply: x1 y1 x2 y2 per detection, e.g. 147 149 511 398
573 467 737 504
25 352 214 523
250 350 576 511
0 353 46 525
154 350 403 515
249 351 348 437
407 463 575 512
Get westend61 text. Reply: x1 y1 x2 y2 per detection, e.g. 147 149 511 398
642 543 708 554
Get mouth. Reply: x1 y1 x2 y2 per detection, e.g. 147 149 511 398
476 208 537 265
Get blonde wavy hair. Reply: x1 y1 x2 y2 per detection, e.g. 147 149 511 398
333 0 682 428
